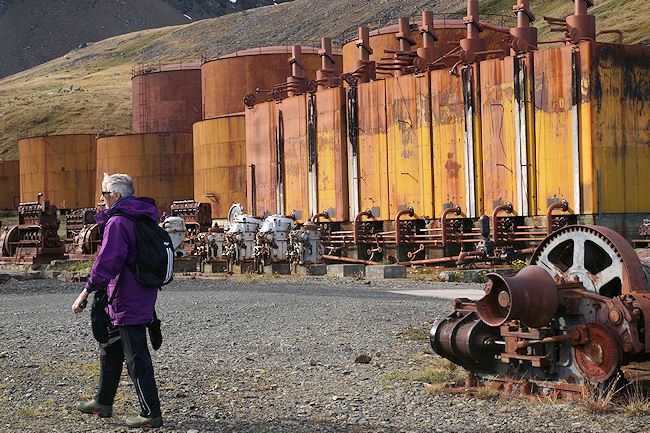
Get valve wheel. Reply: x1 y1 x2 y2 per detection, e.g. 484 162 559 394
572 323 622 383
531 225 647 296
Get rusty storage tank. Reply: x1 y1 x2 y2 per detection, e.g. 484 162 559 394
193 115 247 219
246 88 349 224
342 19 510 74
533 41 650 220
0 160 20 210
96 133 193 214
202 46 342 119
313 87 349 222
18 134 97 209
132 63 202 134
430 67 470 218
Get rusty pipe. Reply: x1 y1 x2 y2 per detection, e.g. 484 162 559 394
598 29 623 44
515 333 573 349
492 202 514 244
394 206 414 245
456 250 484 265
441 205 462 245
407 244 425 259
322 255 379 265
311 210 329 223
353 210 373 245
546 199 569 236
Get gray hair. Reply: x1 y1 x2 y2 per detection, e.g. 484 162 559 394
102 173 135 197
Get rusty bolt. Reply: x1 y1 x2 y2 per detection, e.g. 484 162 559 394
608 309 622 325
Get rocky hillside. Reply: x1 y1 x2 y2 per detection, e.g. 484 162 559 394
0 0 291 78
0 0 646 160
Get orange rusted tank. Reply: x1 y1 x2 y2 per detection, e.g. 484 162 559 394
202 47 342 119
313 87 348 222
132 63 202 134
18 134 97 209
0 160 20 210
534 41 650 216
96 133 193 214
279 94 310 222
342 19 509 74
193 115 247 219
245 102 278 217
354 80 389 220
430 68 468 217
385 73 434 220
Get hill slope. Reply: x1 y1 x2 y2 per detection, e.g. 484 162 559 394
0 0 292 79
0 0 647 160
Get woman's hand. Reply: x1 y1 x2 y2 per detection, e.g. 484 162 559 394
72 289 89 313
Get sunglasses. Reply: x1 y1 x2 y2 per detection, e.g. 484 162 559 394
101 191 112 196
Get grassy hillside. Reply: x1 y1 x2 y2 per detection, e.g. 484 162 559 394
0 0 646 160
475 0 649 46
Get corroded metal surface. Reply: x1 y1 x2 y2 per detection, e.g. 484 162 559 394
193 116 247 219
96 133 193 214
531 225 647 294
314 87 348 222
0 160 19 210
245 102 278 217
18 134 97 209
432 225 650 395
280 95 309 222
356 80 389 220
385 73 434 218
479 56 518 215
342 20 509 74
132 66 202 134
430 68 467 216
203 47 341 119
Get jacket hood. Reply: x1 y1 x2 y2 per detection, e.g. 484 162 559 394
95 196 159 226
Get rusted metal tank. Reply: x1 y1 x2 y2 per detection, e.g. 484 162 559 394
430 69 468 217
18 134 97 209
313 87 348 222
342 19 510 74
0 160 20 210
245 102 278 218
353 79 389 220
95 133 193 214
202 47 342 119
385 73 434 220
193 115 247 219
132 63 202 134
533 42 650 217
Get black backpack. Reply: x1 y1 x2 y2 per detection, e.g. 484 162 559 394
112 211 174 287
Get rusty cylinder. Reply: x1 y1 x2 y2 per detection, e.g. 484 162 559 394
475 265 558 328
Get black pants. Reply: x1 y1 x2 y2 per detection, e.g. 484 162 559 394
95 324 161 418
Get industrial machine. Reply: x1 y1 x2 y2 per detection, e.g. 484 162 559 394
252 214 296 272
0 200 65 264
65 208 101 259
431 225 650 397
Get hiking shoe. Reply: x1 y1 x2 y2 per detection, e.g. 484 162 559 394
76 399 112 417
125 415 163 428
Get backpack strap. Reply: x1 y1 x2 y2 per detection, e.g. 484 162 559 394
108 211 139 288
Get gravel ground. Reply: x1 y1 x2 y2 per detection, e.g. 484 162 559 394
1 275 650 433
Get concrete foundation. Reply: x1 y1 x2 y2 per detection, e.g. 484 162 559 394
264 263 292 275
294 263 328 276
366 265 406 279
201 261 228 273
327 264 365 277
173 257 199 273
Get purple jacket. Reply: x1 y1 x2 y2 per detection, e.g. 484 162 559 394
85 196 160 326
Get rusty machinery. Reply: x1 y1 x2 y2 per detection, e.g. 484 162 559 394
169 200 212 252
319 200 571 267
64 208 101 259
431 225 650 397
0 200 65 264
